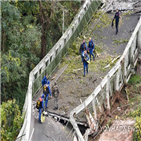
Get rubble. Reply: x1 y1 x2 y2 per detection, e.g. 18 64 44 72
103 0 141 13
99 119 135 141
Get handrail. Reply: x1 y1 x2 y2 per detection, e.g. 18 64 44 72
70 17 141 141
16 1 101 141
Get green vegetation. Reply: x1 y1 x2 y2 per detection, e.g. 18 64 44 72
128 74 141 84
113 38 129 45
125 74 141 141
1 1 81 140
58 12 119 79
80 11 111 40
1 99 24 141
128 105 141 141
122 11 134 16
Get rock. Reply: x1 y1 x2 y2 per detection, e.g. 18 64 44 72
99 119 135 141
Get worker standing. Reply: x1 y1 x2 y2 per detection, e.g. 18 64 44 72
82 50 89 77
38 94 44 123
88 38 95 61
113 9 120 34
45 80 52 110
42 74 48 86
52 82 59 110
79 39 87 62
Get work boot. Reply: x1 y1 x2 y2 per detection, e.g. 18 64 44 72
39 120 42 124
83 74 85 77
45 107 48 112
116 31 118 35
53 107 58 110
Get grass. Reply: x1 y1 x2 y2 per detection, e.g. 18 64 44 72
122 11 134 16
58 11 121 79
113 38 129 45
81 11 112 40
128 74 141 84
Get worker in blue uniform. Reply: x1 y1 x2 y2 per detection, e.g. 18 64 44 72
45 80 52 109
39 94 44 123
82 50 89 77
88 38 95 61
113 9 120 34
42 74 48 86
79 39 87 62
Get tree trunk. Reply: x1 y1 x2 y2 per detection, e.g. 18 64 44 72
2 30 5 52
2 13 5 52
41 24 47 59
39 1 46 60
2 83 6 101
39 1 54 60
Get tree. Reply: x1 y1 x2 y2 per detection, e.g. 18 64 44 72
1 1 41 109
39 0 57 59
1 99 23 141
38 1 81 59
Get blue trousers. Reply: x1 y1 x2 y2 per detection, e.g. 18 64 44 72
89 49 94 61
81 51 84 62
116 20 119 34
45 94 49 108
39 108 42 121
83 62 88 75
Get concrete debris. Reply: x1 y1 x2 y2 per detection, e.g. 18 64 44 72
103 0 141 13
83 108 98 140
133 1 141 7
99 119 135 141
134 7 141 13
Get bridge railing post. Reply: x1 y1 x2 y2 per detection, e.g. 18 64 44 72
137 23 141 50
70 12 141 141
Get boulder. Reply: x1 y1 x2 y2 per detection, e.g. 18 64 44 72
99 119 135 141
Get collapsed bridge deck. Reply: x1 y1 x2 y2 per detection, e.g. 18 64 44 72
31 11 139 141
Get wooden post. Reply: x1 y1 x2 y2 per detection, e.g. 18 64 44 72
92 96 97 120
106 77 110 110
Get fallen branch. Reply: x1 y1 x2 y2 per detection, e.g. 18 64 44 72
104 55 121 69
73 68 83 72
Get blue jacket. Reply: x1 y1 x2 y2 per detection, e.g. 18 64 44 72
114 12 120 22
42 76 48 86
82 52 89 63
88 40 95 50
80 42 87 54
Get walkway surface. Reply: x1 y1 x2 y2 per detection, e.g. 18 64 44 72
31 10 139 141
